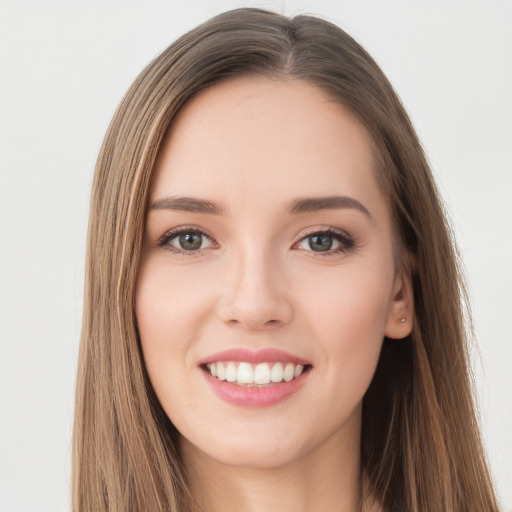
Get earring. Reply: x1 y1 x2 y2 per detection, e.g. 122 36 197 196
399 317 406 325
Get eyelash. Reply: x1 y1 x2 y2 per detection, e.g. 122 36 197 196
158 226 215 256
158 226 355 257
294 227 355 256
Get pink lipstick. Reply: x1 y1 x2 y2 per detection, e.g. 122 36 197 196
199 348 311 407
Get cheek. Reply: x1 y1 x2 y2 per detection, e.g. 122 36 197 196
299 259 393 333
298 264 392 386
135 261 198 394
135 263 205 421
136 260 211 349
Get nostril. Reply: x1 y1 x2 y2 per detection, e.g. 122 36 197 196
217 291 293 330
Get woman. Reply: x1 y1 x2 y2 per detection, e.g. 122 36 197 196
73 8 500 511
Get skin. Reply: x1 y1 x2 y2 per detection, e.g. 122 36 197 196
136 76 413 512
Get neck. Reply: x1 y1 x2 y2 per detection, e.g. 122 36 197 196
181 417 371 512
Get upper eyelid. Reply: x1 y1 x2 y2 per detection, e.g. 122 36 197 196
158 227 217 256
158 225 349 237
159 225 215 243
294 226 352 242
157 225 353 249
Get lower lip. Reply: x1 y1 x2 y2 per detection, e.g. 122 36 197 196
202 369 310 407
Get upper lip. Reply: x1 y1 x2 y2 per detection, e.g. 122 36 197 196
199 348 310 366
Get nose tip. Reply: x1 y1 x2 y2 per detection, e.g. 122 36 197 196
217 266 293 331
221 301 292 331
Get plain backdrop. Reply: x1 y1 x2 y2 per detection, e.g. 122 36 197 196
0 1 511 511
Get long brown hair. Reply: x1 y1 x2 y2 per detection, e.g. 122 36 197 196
73 8 500 511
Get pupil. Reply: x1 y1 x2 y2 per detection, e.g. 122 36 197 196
179 233 202 250
309 235 333 252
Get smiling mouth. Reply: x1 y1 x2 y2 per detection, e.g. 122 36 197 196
203 361 310 387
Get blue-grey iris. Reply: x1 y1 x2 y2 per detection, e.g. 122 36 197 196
309 235 333 252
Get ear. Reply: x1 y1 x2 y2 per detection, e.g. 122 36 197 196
385 270 414 339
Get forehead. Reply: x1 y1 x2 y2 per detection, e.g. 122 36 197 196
151 76 387 220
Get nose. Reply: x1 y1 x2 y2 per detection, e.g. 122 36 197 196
217 249 293 331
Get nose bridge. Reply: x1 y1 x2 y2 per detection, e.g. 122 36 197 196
218 237 293 330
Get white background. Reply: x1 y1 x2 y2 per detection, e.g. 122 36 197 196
0 1 511 511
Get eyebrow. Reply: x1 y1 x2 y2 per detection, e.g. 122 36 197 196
150 196 224 215
288 195 372 218
150 195 371 219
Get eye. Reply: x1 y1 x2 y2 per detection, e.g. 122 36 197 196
159 227 215 254
295 228 354 255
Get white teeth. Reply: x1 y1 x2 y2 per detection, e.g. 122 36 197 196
284 363 295 382
270 362 284 383
207 361 306 386
254 363 271 384
237 362 254 384
216 362 226 380
226 362 237 382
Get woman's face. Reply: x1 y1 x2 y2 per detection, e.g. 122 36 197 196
136 77 411 469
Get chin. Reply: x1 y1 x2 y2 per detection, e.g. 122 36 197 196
180 430 310 470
